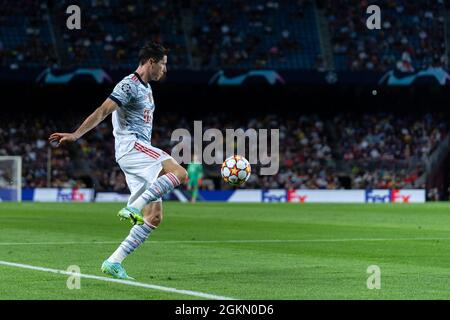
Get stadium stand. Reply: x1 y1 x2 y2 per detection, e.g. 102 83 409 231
53 0 188 69
1 0 448 72
0 0 321 70
1 1 450 197
0 1 58 69
188 0 320 69
0 112 446 191
325 0 447 71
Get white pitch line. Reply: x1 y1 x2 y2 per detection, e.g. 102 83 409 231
0 260 235 300
0 241 119 246
1 237 450 246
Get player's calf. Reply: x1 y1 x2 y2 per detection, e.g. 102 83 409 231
143 202 163 227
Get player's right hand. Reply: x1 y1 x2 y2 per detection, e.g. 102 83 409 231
48 132 78 146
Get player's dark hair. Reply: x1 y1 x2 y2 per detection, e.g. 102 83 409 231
138 42 168 65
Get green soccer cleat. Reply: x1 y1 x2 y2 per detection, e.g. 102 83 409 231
117 206 144 225
101 260 134 280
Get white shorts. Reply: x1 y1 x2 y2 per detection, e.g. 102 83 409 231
117 141 173 206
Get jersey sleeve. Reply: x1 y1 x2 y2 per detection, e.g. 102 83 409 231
109 77 138 107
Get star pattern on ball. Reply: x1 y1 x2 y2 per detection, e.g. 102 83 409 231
221 155 251 186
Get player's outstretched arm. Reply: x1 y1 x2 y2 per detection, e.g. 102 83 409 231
49 98 119 146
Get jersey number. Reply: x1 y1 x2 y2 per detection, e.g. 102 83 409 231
143 109 152 123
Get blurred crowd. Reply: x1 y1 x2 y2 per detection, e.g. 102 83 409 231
334 112 447 188
248 115 338 189
0 116 71 188
53 0 309 70
188 0 306 69
0 112 446 192
325 0 446 71
2 0 447 72
54 0 187 69
0 1 58 69
0 114 126 191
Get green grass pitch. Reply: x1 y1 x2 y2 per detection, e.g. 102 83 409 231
1 202 450 299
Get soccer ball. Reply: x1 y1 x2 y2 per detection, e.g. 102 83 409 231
221 155 251 186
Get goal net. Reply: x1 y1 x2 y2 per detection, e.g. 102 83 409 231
0 156 22 202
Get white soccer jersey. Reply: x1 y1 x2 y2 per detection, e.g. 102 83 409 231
109 72 155 161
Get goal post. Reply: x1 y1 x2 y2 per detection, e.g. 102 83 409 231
0 156 22 202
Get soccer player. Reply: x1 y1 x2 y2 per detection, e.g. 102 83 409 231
49 42 188 280
187 155 203 203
